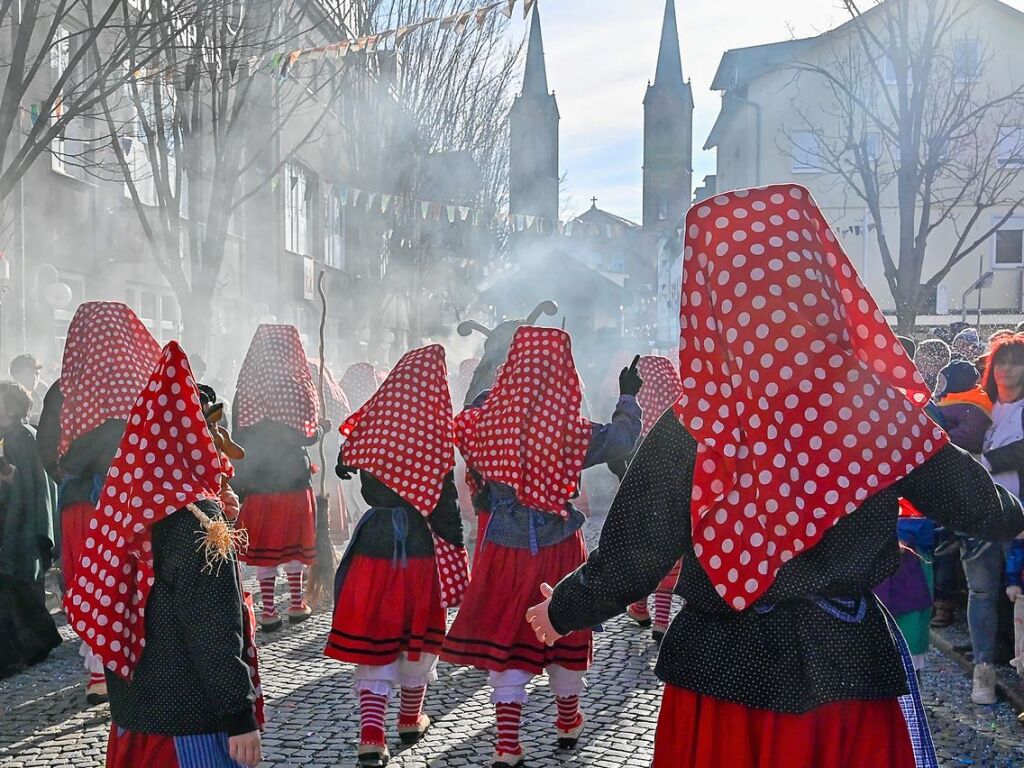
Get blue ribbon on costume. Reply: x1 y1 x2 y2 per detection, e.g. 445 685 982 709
754 595 937 768
391 506 409 569
57 476 78 509
527 509 549 556
90 474 105 505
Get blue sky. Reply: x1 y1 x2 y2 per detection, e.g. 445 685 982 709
529 0 1024 223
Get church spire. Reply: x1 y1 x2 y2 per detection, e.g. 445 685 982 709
653 0 684 88
522 5 550 96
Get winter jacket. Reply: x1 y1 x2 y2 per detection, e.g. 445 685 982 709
936 388 993 454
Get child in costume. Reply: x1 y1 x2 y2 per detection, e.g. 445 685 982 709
526 185 1024 768
441 327 641 768
36 301 161 703
64 342 263 768
232 325 324 630
624 355 685 642
325 345 468 767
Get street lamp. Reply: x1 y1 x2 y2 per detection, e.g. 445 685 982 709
962 271 994 325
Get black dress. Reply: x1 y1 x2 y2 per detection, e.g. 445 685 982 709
548 410 1024 713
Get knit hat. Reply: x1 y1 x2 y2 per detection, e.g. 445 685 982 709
951 328 983 361
934 360 981 400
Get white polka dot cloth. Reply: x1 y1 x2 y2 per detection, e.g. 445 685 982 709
308 359 351 424
675 184 949 611
235 325 319 438
58 302 162 457
637 356 683 438
63 341 223 680
340 344 455 516
341 363 381 411
455 326 593 517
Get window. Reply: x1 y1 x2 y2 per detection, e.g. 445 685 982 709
995 229 1024 267
953 39 981 82
284 164 310 255
862 132 881 160
791 131 823 173
324 190 346 269
49 28 70 173
997 127 1024 167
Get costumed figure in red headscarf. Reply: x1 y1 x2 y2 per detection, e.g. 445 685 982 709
526 185 1024 768
64 342 264 768
324 345 468 767
36 301 161 704
231 325 326 630
621 356 685 641
441 327 642 768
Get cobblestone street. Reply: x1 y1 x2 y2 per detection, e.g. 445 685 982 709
1 597 1023 768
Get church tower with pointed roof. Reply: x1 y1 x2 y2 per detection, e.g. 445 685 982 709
643 0 693 232
509 6 560 225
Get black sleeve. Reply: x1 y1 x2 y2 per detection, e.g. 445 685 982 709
548 411 696 636
36 382 62 482
166 505 257 736
900 443 1024 541
983 439 1024 477
428 472 464 547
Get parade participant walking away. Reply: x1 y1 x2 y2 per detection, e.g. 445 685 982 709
324 345 468 768
526 185 1024 768
64 342 262 768
442 327 641 768
36 301 161 704
969 335 1024 704
0 381 60 678
625 355 684 641
232 325 324 631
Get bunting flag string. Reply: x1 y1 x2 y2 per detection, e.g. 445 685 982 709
274 0 527 75
325 179 629 241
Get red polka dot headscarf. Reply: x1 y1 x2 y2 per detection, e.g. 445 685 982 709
455 326 593 517
676 184 947 611
235 325 319 437
341 363 380 411
63 342 224 680
636 356 683 438
58 302 162 457
339 345 454 516
309 359 351 424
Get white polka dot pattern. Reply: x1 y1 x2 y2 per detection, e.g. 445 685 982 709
454 326 593 517
341 363 381 411
58 302 162 457
340 345 455 516
675 184 949 611
308 359 351 423
235 325 319 438
637 356 683 438
62 341 223 680
432 532 470 608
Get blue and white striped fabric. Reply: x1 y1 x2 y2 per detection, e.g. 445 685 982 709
173 733 246 768
882 605 940 768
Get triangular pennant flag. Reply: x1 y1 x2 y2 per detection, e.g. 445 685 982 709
455 11 473 33
334 41 351 59
430 203 443 221
270 53 284 71
503 0 516 19
458 206 470 221
339 186 350 206
395 26 413 44
365 35 382 53
366 193 377 212
525 215 536 230
524 0 536 19
248 55 260 75
351 189 362 207
439 12 461 30
446 205 457 223
477 3 501 28
380 193 391 213
420 201 430 220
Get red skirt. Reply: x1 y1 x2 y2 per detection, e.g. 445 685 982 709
237 489 316 567
653 685 915 768
106 726 177 767
325 554 445 666
442 531 592 674
61 501 94 592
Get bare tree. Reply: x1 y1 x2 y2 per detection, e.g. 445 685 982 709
326 0 521 348
785 0 1024 331
89 0 338 352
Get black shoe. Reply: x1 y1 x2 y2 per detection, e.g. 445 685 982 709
356 744 390 766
